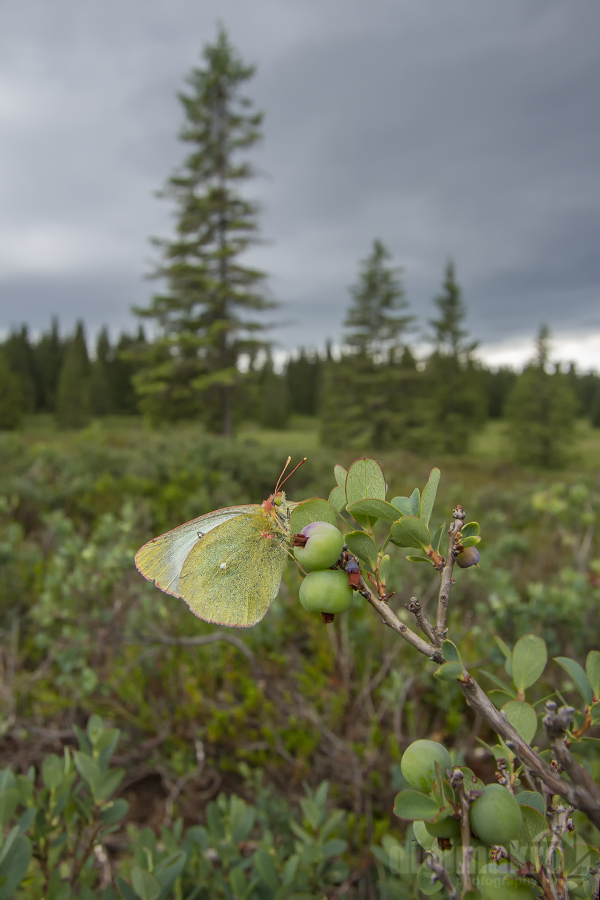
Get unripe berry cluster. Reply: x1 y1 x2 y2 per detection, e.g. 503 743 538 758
294 522 352 614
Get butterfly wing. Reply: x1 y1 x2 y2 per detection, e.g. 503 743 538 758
177 511 287 627
135 505 258 597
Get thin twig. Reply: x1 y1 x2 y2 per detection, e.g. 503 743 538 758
435 505 465 643
426 853 458 899
360 576 444 663
132 628 255 665
451 770 473 894
405 598 437 645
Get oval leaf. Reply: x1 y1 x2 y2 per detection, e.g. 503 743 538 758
345 531 377 568
555 656 594 706
586 650 600 699
564 842 600 877
442 640 461 663
131 867 161 900
334 464 348 491
417 861 443 895
461 522 480 539
516 792 545 816
420 468 440 526
290 498 338 534
328 486 347 513
393 791 441 821
345 458 386 506
501 700 538 744
390 496 412 516
434 661 463 681
511 634 547 693
461 536 481 548
519 804 550 846
348 499 401 521
391 516 431 550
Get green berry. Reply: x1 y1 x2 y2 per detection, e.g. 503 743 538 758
469 784 523 846
477 862 537 899
400 740 452 793
294 521 344 570
299 569 353 614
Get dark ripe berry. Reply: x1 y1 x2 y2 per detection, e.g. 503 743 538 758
299 569 353 614
400 740 452 793
293 521 344 570
456 546 480 568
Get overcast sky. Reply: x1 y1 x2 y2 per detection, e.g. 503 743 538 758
1 0 599 368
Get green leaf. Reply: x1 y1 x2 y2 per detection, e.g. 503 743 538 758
563 842 600 877
94 768 125 802
101 799 129 825
347 498 401 521
434 662 463 681
290 498 338 533
511 634 547 692
586 650 600 699
116 877 137 900
334 464 347 491
518 804 550 847
555 656 594 706
405 555 431 563
42 755 64 791
501 700 538 744
461 536 481 548
391 516 431 550
461 522 480 539
390 496 412 516
516 792 545 816
73 752 101 792
345 458 386 506
431 522 445 554
416 861 443 895
442 640 461 663
345 531 377 568
328 486 347 513
479 670 517 697
0 789 19 828
0 835 32 900
87 714 104 745
379 555 390 583
321 838 347 858
457 767 484 791
420 468 440 526
255 849 279 890
131 867 161 900
393 791 441 821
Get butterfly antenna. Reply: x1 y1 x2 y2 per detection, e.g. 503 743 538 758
276 457 307 492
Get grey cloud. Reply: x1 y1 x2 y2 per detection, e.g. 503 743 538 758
0 0 599 357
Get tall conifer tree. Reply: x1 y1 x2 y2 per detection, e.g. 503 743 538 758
90 327 113 416
34 318 64 412
134 26 272 434
0 352 22 430
425 261 485 452
56 322 91 429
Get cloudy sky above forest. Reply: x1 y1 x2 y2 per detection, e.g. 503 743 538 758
1 0 599 368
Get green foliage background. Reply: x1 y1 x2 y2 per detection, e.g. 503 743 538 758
0 420 599 894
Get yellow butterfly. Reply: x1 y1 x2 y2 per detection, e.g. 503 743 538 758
135 458 305 628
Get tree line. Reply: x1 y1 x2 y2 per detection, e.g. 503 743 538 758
1 25 599 466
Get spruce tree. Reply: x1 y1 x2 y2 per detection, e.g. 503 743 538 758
56 322 92 429
425 261 485 452
505 326 579 467
90 327 113 416
0 352 23 430
2 326 38 412
134 26 272 434
34 318 64 413
320 240 415 450
344 239 412 359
